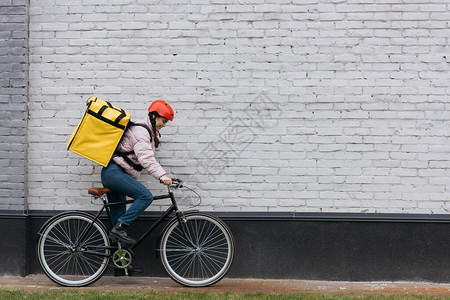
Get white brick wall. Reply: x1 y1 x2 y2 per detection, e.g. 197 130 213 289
0 0 28 211
27 1 450 214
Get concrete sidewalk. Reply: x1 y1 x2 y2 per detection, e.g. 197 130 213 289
0 274 450 296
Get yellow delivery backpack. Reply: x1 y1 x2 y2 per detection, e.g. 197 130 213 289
67 96 131 167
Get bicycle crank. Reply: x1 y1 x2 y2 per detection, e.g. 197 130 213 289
112 247 133 269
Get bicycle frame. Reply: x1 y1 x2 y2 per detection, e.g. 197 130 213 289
77 186 195 254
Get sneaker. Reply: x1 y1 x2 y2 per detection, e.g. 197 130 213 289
109 222 136 245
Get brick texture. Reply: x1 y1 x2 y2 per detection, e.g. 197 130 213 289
0 0 28 211
23 1 450 213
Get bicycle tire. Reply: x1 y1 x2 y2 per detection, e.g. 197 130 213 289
159 212 234 287
37 211 110 287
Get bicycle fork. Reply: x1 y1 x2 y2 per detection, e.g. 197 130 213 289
176 211 198 249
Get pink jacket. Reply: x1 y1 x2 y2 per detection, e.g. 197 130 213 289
112 116 166 180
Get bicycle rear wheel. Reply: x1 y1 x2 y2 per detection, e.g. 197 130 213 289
159 212 234 287
37 212 110 287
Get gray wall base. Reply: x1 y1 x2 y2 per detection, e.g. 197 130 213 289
2 211 449 282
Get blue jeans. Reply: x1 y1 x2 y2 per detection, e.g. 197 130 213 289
101 162 153 226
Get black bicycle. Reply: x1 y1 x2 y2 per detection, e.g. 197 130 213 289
37 179 234 287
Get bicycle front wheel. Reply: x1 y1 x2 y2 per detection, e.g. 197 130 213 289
37 212 110 287
160 212 234 287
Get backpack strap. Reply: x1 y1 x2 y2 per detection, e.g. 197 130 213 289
128 122 152 142
114 122 153 172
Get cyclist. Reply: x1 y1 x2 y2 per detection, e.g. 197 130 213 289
101 100 174 275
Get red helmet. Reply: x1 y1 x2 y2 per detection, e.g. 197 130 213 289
148 100 174 121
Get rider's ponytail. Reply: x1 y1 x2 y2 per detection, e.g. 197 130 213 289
148 111 161 148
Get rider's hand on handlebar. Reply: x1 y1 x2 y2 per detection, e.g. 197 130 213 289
159 175 173 186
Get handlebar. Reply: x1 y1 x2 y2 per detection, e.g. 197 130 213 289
159 178 183 188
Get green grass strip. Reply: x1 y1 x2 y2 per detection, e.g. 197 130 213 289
0 290 448 300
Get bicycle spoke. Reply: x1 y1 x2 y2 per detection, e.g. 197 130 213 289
81 228 102 246
44 234 71 249
74 219 91 246
49 252 73 275
196 253 212 278
167 228 191 247
51 223 74 247
77 254 100 276
199 251 226 272
200 223 221 248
